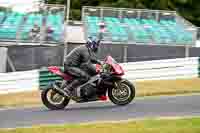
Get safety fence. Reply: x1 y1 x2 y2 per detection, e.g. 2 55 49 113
82 6 197 46
0 3 66 44
0 57 199 94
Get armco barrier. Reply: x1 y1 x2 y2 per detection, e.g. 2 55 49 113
39 67 63 89
0 57 200 94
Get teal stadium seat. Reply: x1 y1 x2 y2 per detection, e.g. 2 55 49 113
0 11 64 42
85 15 193 45
25 14 42 25
0 12 5 23
46 14 64 41
0 12 25 40
103 17 128 41
0 26 17 39
86 16 101 38
20 14 43 40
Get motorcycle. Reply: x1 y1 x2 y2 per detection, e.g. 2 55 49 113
41 55 135 110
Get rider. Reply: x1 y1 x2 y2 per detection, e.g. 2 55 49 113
63 37 102 97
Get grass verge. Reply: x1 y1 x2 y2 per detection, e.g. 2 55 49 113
0 117 200 133
0 78 200 108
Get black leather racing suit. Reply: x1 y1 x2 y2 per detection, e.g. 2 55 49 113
64 45 101 92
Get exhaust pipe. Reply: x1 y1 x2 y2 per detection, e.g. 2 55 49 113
52 83 70 97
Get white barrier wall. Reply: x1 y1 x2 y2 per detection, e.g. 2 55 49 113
0 57 199 94
0 47 7 73
0 70 39 94
121 57 199 81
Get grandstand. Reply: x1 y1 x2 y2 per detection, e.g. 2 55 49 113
1 5 200 72
0 4 197 46
82 6 197 46
0 3 65 44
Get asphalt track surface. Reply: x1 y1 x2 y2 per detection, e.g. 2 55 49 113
0 94 200 129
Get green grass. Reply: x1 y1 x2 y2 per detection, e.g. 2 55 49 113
1 117 200 133
0 78 200 108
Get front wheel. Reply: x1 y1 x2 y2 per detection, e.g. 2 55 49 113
41 83 70 110
108 79 135 106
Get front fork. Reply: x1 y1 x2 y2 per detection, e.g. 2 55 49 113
114 82 121 90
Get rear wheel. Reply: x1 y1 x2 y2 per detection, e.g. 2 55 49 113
41 83 70 110
108 79 135 105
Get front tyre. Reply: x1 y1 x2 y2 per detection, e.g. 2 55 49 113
41 83 70 110
108 79 135 106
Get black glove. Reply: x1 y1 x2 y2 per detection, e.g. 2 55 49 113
91 58 102 65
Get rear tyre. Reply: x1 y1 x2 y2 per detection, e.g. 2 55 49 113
108 79 135 106
41 83 70 110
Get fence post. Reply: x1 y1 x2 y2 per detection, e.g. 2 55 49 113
137 11 141 19
155 11 159 21
63 0 70 65
100 7 103 19
0 47 8 73
185 45 190 58
123 45 128 63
